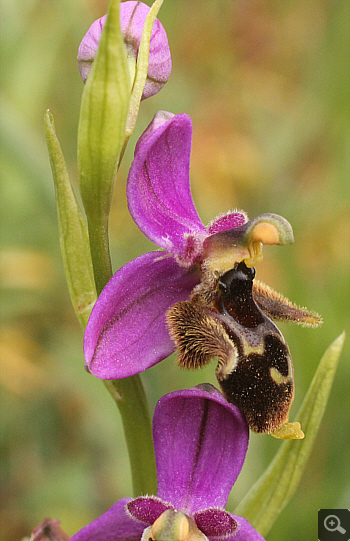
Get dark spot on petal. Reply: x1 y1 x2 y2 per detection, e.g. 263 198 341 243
126 496 174 525
194 508 238 538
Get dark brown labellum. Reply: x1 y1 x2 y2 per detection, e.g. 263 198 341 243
215 262 294 433
167 261 298 433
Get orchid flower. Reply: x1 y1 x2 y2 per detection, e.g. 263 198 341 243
69 384 264 541
84 111 321 434
77 1 172 100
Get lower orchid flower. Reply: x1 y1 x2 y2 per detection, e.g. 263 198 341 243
84 111 321 435
69 384 264 541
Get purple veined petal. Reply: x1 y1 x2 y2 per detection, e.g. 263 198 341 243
70 498 144 541
207 210 248 235
84 251 200 379
225 514 266 541
127 112 207 258
153 384 249 514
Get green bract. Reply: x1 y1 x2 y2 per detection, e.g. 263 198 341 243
77 0 131 294
45 110 96 329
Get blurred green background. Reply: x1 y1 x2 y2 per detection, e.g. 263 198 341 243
1 0 349 539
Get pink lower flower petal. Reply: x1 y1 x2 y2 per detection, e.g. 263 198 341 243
225 515 265 541
70 498 143 541
153 384 249 514
84 251 200 379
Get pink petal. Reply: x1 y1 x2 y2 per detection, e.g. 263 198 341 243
127 112 207 259
225 514 266 541
70 498 143 541
84 251 199 379
153 384 249 514
207 210 248 235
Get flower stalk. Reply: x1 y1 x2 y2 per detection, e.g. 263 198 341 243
47 0 160 497
104 378 157 496
46 105 157 495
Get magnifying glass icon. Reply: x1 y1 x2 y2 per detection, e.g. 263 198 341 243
324 515 346 534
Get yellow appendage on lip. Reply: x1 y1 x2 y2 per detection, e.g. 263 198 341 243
244 240 263 267
251 222 281 245
203 214 294 275
270 421 305 440
244 223 281 267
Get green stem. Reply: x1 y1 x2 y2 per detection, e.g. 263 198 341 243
73 0 156 499
87 216 113 296
88 216 157 497
105 378 157 496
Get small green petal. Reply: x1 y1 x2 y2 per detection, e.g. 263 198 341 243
45 110 97 328
234 331 346 537
78 0 130 293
